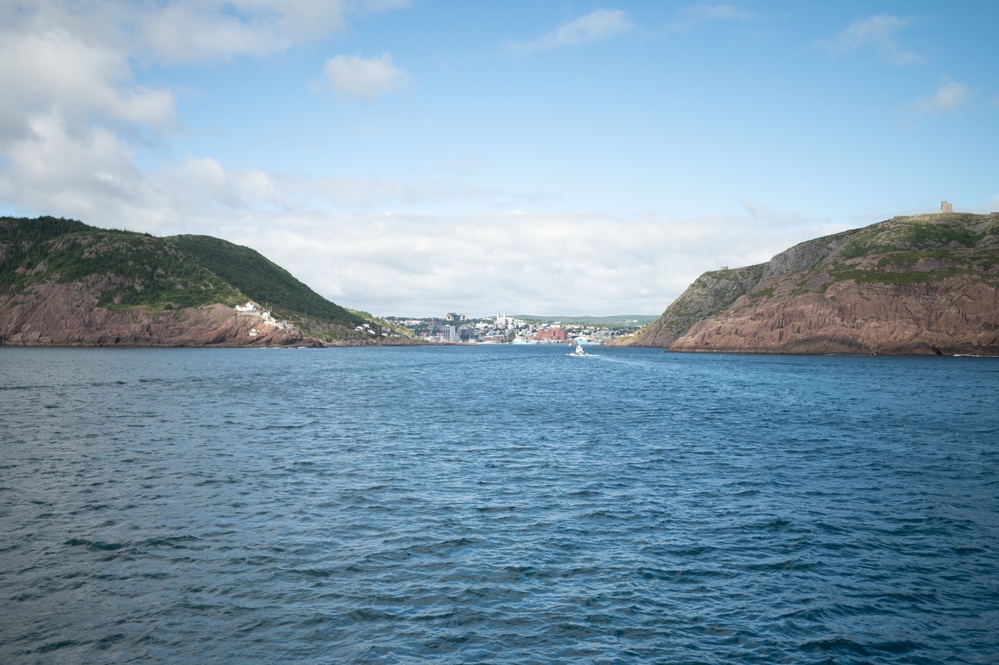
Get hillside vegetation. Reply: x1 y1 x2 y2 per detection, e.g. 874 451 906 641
617 212 999 355
2 217 242 310
1 216 371 345
170 234 362 328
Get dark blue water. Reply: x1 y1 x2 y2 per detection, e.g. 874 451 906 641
1 346 997 664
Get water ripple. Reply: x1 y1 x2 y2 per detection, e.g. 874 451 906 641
1 346 997 663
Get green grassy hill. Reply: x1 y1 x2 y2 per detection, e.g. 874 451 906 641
1 216 365 333
169 234 362 328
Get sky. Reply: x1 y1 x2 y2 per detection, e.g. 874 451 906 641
1 1 997 317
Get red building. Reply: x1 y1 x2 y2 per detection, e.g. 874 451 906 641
534 327 568 343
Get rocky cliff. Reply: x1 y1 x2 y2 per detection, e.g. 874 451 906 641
0 216 380 347
0 277 330 347
616 212 999 355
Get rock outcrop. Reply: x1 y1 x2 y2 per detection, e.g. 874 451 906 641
616 212 999 355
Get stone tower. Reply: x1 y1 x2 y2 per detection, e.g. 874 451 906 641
940 200 953 213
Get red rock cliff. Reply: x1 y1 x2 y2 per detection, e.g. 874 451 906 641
0 276 320 347
617 213 999 356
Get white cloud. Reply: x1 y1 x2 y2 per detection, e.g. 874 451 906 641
185 156 228 188
0 0 375 227
0 110 156 220
0 0 411 147
150 157 289 213
0 29 178 141
217 210 696 315
238 170 282 205
318 53 411 101
906 81 971 115
517 9 633 52
134 1 350 64
816 14 921 65
0 0 410 226
232 207 831 316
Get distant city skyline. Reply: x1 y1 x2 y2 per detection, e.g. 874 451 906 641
1 1 997 316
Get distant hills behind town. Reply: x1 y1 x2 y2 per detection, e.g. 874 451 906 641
513 314 659 327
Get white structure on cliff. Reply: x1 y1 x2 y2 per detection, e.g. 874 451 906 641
940 200 953 213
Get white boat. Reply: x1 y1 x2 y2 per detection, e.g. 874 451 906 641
573 343 586 356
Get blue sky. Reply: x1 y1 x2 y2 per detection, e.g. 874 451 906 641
1 1 996 316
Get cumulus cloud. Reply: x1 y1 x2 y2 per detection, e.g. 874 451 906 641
0 0 379 222
0 0 409 150
816 14 922 65
910 81 971 114
148 157 289 214
0 0 410 225
0 110 160 222
0 29 178 141
516 9 633 52
318 53 411 101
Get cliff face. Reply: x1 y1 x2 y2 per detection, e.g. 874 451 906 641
620 264 766 348
0 277 320 347
618 213 999 355
0 217 374 347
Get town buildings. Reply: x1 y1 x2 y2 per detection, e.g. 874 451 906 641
384 313 641 345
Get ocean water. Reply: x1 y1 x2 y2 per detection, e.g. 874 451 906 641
1 345 997 664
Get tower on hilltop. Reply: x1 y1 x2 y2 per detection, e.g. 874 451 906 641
940 200 953 213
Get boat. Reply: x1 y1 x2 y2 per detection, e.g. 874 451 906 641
573 343 586 356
